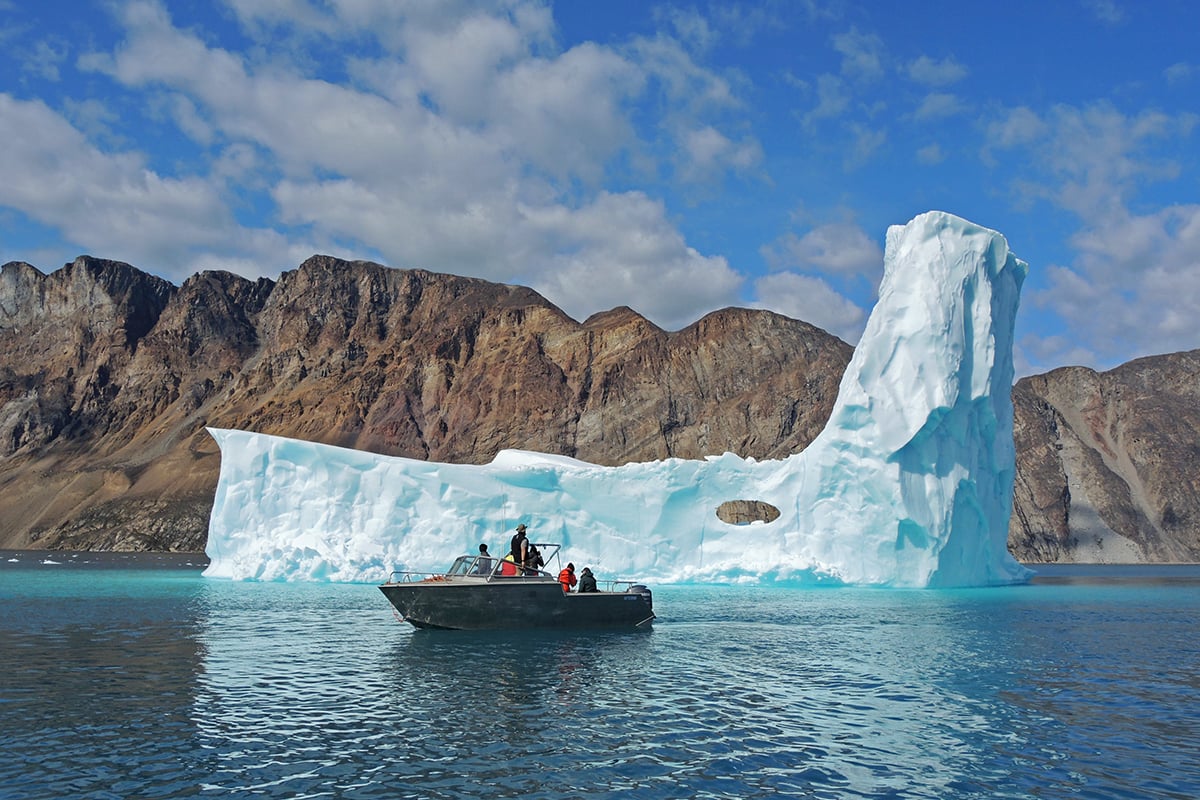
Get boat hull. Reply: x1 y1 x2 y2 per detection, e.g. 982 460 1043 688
379 579 655 630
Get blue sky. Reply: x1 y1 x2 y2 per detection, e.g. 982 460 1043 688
2 0 1197 375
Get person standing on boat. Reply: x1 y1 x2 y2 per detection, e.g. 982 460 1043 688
578 566 598 593
558 562 577 593
510 524 529 570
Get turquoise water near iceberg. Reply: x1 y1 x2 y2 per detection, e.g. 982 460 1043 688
2 553 1199 799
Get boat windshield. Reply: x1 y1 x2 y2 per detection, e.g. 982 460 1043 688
446 555 499 577
443 544 564 579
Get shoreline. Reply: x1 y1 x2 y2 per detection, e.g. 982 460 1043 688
5 549 1200 572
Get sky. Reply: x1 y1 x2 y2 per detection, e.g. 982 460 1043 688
1 0 1197 375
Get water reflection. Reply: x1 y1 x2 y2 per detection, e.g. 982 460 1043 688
190 582 667 796
393 628 652 713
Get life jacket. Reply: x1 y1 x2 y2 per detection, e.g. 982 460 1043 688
500 554 517 576
558 567 577 593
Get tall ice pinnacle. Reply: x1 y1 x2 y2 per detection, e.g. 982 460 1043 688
786 210 1029 585
204 211 1031 586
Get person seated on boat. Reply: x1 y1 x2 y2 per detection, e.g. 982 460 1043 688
510 524 529 567
499 553 518 576
524 543 545 576
578 566 598 593
558 562 577 593
474 543 493 575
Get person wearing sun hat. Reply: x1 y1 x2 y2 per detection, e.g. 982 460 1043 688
509 523 529 569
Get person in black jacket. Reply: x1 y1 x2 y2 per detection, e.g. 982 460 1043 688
578 566 598 593
525 543 544 575
510 524 529 566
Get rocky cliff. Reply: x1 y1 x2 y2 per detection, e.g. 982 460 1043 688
1 255 1197 562
1011 352 1200 562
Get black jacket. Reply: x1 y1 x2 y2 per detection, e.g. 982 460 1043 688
578 569 598 593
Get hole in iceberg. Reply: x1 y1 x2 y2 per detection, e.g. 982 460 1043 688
716 500 781 526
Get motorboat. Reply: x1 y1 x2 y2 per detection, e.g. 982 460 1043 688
379 543 655 630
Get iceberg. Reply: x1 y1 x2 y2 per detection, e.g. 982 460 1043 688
204 211 1032 587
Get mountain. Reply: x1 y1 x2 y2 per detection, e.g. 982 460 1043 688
2 255 1198 562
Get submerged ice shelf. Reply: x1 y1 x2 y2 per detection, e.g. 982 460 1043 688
204 211 1032 587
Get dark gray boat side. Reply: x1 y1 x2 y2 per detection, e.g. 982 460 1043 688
379 545 655 630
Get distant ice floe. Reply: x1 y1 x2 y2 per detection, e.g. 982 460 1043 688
204 211 1032 587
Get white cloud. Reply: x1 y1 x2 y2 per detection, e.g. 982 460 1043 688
831 28 885 81
167 94 215 146
628 32 741 113
906 55 967 86
524 192 745 330
1051 206 1200 360
750 272 865 342
493 43 645 182
708 4 787 46
917 143 945 164
1082 0 1124 24
677 126 763 183
751 217 879 341
1165 62 1195 85
1016 332 1097 377
761 220 883 278
24 38 68 82
805 73 850 123
846 123 886 168
913 92 964 121
985 104 1180 218
222 0 559 56
222 0 342 36
93 0 746 193
61 97 120 140
655 6 717 52
989 100 1200 366
211 143 268 186
396 8 554 124
991 104 1189 218
0 93 255 277
271 176 528 277
985 106 1046 149
62 0 758 329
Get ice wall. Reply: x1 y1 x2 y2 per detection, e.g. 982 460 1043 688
204 211 1032 587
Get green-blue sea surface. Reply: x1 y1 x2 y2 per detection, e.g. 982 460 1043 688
2 552 1198 799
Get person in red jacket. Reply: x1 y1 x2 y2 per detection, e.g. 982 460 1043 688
558 562 577 593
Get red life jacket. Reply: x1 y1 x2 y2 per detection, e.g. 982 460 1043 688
558 567 577 593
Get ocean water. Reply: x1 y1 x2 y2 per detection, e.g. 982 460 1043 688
1 553 1198 799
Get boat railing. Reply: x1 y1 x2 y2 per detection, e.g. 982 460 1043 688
384 552 559 585
382 548 646 592
579 579 648 594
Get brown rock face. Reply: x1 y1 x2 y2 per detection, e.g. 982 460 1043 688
1010 352 1200 563
0 255 851 552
